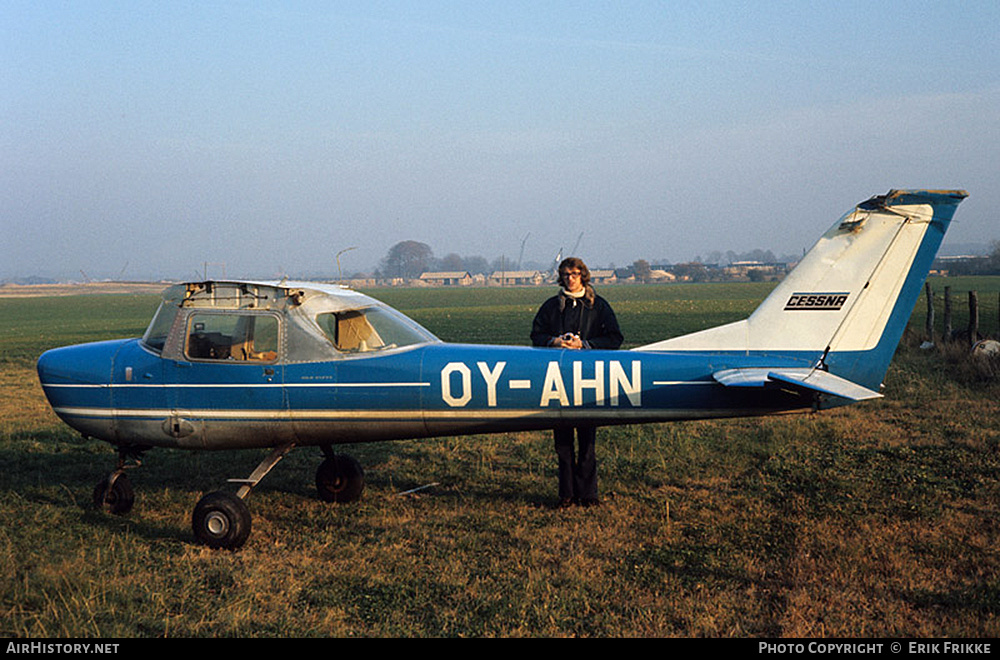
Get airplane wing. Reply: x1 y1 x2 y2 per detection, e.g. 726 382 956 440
712 367 883 402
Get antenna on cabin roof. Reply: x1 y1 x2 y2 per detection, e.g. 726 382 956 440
337 246 358 283
203 262 226 281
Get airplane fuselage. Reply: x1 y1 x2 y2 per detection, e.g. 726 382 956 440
39 338 823 451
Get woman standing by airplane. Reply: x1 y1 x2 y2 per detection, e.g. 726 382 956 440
531 257 623 508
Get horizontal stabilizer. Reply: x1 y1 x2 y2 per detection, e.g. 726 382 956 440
712 367 883 402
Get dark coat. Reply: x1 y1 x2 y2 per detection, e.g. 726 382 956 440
530 289 623 350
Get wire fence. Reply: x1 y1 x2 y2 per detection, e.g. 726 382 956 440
923 282 1000 345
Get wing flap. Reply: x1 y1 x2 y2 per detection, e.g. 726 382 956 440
713 367 882 401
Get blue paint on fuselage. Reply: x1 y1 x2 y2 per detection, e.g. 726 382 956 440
38 335 824 449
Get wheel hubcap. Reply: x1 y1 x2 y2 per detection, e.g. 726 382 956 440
205 511 229 537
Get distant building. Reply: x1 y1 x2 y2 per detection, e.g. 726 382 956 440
649 269 676 281
342 277 377 288
419 271 474 286
931 254 992 276
489 270 543 286
590 269 617 284
722 261 789 281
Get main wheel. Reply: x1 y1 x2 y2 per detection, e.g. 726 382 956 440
192 492 252 550
315 454 364 503
93 473 135 515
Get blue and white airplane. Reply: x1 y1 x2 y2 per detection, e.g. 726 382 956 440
37 189 967 549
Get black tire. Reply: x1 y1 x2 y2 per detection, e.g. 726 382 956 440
192 492 252 550
93 473 135 515
315 454 365 503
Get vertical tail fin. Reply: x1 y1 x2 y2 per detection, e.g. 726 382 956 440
637 189 968 390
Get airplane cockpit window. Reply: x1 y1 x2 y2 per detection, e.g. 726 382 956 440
186 313 279 362
315 307 435 354
141 301 181 353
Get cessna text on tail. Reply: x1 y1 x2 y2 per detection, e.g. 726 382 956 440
37 189 968 549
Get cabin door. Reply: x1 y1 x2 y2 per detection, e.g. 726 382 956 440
165 311 290 448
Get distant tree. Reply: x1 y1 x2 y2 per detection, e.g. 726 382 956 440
437 253 465 271
673 262 709 282
726 248 776 264
380 240 434 279
462 255 490 275
757 249 777 263
703 251 724 265
490 255 512 273
632 259 652 283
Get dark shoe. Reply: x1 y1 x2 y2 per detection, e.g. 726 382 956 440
557 498 575 509
580 498 601 508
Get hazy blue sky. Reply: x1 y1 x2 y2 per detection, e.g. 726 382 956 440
3 1 998 281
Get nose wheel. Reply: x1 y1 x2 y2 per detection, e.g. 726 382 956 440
93 471 135 515
93 447 143 515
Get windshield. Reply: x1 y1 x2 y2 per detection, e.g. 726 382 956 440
141 301 180 353
315 306 436 353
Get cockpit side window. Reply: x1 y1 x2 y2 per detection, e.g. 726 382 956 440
185 313 279 362
317 310 383 352
315 306 436 354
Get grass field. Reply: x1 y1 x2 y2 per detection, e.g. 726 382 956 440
1 279 999 637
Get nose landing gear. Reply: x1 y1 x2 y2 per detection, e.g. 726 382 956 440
93 447 144 515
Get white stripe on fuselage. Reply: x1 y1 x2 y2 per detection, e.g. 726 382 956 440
51 405 777 422
40 382 430 389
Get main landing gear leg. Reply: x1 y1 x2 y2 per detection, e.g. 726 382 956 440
191 442 296 550
93 447 143 515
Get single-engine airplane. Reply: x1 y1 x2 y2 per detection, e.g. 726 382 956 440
37 189 967 549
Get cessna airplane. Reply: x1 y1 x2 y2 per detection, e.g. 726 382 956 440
37 189 967 549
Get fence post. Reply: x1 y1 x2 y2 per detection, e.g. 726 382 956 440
969 290 979 347
943 286 952 342
925 282 934 343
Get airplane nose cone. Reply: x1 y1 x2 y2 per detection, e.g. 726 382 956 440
37 339 129 441
38 343 111 386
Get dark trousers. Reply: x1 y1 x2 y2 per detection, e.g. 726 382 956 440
554 425 598 501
